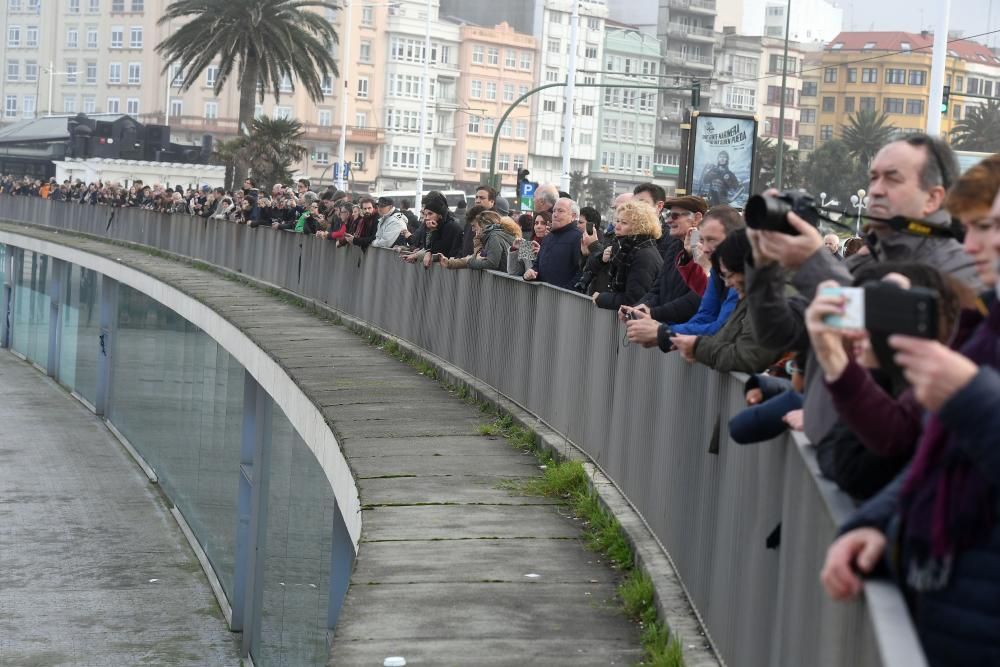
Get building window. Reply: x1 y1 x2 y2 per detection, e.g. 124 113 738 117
360 4 372 25
313 150 329 165
487 46 499 65
318 109 331 126
801 81 817 97
169 98 182 116
480 153 489 170
111 0 122 10
356 77 368 98
24 61 37 82
7 25 21 47
468 115 480 133
279 73 292 92
503 83 514 102
273 106 290 119
65 61 77 83
353 150 365 168
483 117 495 135
766 86 794 106
547 39 559 53
820 125 833 140
64 96 77 113
821 96 835 112
355 112 366 127
769 54 796 74
9 0 22 10
543 99 556 112
68 0 80 12
127 62 140 84
85 61 97 83
823 67 836 83
105 96 119 113
108 62 121 84
584 45 597 59
472 45 483 64
515 119 527 139
359 40 371 63
205 65 218 87
6 61 19 82
110 26 122 47
129 26 141 48
908 70 926 86
21 94 36 118
465 151 477 169
905 99 924 115
886 68 906 84
846 68 857 83
799 135 814 150
204 101 218 119
126 97 138 114
320 74 333 95
82 94 95 112
581 104 593 116
88 0 99 12
130 0 141 10
520 51 532 70
587 16 599 30
800 108 816 123
85 27 97 48
498 153 510 171
843 96 855 113
956 75 964 90
541 128 554 142
953 104 962 120
859 96 875 112
26 25 38 47
4 95 17 118
545 67 559 82
862 68 878 83
470 79 481 98
485 82 496 100
883 97 904 113
504 49 516 68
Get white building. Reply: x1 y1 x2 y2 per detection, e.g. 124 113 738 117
716 0 842 43
529 0 609 185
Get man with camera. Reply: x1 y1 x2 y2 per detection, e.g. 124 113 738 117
744 133 981 445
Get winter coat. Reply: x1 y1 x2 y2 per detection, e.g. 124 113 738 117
657 276 737 352
637 236 701 324
372 209 409 249
692 298 783 373
594 237 663 310
467 224 515 271
532 223 583 290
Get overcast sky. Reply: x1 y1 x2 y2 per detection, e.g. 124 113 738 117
837 0 999 47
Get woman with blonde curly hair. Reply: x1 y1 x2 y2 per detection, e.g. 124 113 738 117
591 199 663 310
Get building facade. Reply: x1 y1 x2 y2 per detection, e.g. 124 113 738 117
814 32 1000 151
797 50 822 154
716 0 841 44
591 23 660 192
656 0 718 194
454 22 536 191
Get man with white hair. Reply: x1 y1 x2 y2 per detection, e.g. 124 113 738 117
533 183 559 215
524 197 583 289
823 233 841 258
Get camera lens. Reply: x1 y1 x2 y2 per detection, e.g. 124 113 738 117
744 194 797 235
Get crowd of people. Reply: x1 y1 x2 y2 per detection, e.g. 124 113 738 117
5 134 1000 665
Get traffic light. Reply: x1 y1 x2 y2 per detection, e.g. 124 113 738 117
941 85 950 114
691 80 701 109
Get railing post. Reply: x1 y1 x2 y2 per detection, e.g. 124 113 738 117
47 258 65 379
237 372 272 659
0 245 12 349
94 274 118 417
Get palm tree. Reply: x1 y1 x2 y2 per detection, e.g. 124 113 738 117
569 171 586 202
755 137 801 191
840 110 895 168
156 0 339 187
951 100 1000 153
241 116 307 190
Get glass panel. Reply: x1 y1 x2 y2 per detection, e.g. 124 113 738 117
11 250 50 366
255 408 335 666
108 283 243 600
70 266 100 403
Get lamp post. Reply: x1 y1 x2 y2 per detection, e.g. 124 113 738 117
774 0 792 189
45 61 73 116
850 188 869 236
413 0 431 214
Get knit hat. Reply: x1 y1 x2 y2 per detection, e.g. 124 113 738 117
423 191 449 219
494 196 510 216
376 195 395 208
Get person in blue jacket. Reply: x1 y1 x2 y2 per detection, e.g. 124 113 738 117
523 197 583 290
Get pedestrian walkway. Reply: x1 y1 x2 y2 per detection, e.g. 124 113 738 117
0 223 644 666
0 352 241 666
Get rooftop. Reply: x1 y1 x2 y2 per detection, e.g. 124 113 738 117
825 31 1000 65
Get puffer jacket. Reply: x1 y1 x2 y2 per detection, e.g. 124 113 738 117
692 298 783 373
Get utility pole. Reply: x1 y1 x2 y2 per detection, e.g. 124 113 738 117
559 0 580 194
336 0 353 191
926 0 951 136
775 0 791 189
413 0 432 214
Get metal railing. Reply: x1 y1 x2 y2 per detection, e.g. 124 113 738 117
0 197 927 667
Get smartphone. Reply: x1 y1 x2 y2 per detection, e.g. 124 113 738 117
819 286 864 329
820 283 938 339
688 229 701 253
586 220 595 236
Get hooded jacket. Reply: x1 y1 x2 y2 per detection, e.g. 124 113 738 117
467 224 516 271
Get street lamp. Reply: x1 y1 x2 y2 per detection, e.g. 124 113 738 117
44 62 75 117
849 188 869 236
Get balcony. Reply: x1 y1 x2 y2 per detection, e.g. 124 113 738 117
660 110 683 122
663 51 714 71
658 137 682 150
667 0 716 15
654 163 680 178
666 22 716 43
433 132 456 146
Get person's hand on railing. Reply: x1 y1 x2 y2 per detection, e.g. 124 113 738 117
782 409 804 431
670 334 697 362
821 527 887 600
625 316 660 348
402 252 418 264
438 254 450 269
619 304 650 323
745 388 764 405
523 268 538 281
344 233 354 245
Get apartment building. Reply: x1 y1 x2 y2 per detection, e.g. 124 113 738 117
715 0 841 44
814 31 1000 150
591 22 660 192
797 50 822 154
454 22 536 191
656 0 717 194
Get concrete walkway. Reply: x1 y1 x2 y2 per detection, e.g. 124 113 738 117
0 352 241 666
0 223 644 666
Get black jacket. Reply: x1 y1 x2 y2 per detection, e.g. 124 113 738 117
595 241 663 310
638 236 700 323
429 214 464 258
532 223 583 290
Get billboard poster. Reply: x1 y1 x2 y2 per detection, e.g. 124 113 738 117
687 113 757 209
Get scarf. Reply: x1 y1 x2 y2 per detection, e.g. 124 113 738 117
608 235 657 294
899 302 999 591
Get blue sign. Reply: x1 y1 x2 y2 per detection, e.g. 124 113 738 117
520 181 536 197
332 161 351 183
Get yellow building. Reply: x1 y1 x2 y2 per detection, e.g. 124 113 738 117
454 22 537 191
814 31 1000 149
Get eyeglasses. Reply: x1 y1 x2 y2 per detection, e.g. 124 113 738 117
668 211 692 220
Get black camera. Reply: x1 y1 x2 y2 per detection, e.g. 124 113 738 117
744 190 822 235
623 309 637 321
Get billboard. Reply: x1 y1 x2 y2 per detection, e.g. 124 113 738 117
687 112 758 209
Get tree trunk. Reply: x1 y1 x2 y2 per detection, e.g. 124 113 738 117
232 58 258 190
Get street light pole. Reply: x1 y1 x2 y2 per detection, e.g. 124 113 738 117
775 0 791 189
413 0 431 214
336 0 353 192
559 0 580 194
926 0 951 136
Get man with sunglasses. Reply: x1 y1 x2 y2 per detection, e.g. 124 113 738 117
744 133 981 447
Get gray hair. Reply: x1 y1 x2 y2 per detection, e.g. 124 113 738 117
535 184 559 208
557 197 580 218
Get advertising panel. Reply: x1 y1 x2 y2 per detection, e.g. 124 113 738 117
687 113 758 209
